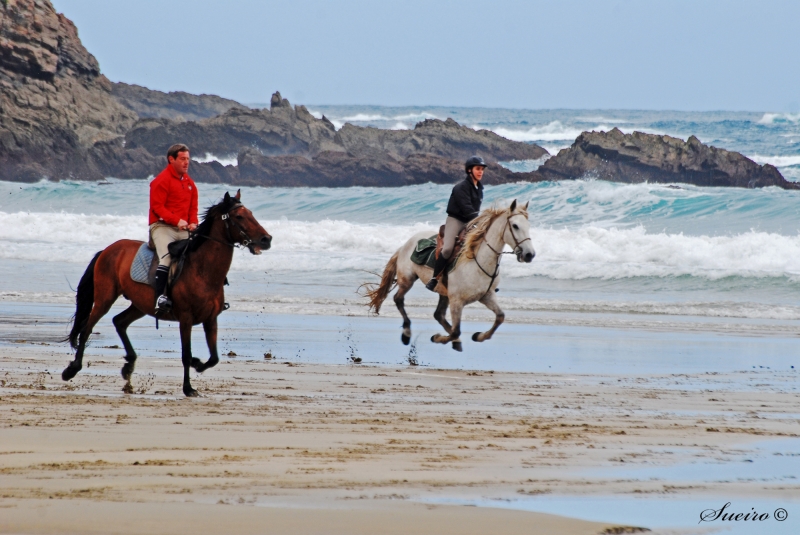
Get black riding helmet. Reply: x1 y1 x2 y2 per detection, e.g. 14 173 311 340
465 155 487 173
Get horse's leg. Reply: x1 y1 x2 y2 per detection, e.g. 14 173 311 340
472 293 505 343
431 300 464 352
192 316 219 373
179 320 198 397
433 295 452 334
394 276 416 345
62 293 117 381
113 305 146 392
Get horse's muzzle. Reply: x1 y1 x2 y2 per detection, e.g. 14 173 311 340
516 250 535 263
247 235 272 255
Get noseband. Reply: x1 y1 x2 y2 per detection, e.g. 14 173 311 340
221 204 256 248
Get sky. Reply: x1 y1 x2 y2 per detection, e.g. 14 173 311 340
51 0 800 112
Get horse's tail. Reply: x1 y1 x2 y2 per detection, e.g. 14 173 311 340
67 251 101 349
362 251 399 315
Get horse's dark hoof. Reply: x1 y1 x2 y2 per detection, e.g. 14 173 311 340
401 334 410 345
452 342 463 352
472 332 481 342
430 335 436 343
122 382 133 394
191 357 204 373
183 388 199 397
121 362 135 381
61 364 80 381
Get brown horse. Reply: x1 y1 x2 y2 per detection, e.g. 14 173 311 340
63 190 271 397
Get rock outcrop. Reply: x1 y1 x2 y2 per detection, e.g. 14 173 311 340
123 92 343 160
113 91 547 186
235 148 537 188
337 118 548 163
111 82 247 121
539 128 796 189
0 0 137 181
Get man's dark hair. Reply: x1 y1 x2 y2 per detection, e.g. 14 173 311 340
167 143 190 162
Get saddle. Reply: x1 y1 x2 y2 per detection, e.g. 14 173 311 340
129 239 190 290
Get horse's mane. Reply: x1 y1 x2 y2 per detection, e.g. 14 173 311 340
456 204 529 266
189 195 241 252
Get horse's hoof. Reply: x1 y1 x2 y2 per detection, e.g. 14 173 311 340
430 335 436 343
401 334 410 345
122 382 134 394
472 332 481 342
121 363 134 381
452 342 463 352
61 364 80 381
183 388 199 398
190 357 204 373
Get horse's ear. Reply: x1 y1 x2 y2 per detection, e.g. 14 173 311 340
224 192 231 203
523 201 529 211
235 189 241 201
509 199 517 212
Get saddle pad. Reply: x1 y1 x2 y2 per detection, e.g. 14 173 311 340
410 235 437 267
409 235 457 273
130 243 155 285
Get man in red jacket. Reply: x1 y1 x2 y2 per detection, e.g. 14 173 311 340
149 143 198 313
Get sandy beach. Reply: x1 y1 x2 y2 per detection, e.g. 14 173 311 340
1 307 799 534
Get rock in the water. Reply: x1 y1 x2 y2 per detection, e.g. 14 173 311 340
337 118 548 163
0 0 137 181
235 147 539 188
538 128 796 189
111 82 248 122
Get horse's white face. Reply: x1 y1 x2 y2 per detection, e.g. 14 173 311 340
503 203 535 263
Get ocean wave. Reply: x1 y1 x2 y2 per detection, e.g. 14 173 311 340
488 121 625 143
193 153 238 167
758 112 800 125
340 113 388 122
307 110 440 131
498 158 549 173
749 154 800 167
3 211 800 281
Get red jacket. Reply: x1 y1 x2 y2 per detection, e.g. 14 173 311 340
149 166 198 226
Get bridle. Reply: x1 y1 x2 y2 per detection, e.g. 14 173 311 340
190 203 257 250
220 204 257 249
474 212 531 298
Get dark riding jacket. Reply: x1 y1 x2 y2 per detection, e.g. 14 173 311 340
446 176 484 223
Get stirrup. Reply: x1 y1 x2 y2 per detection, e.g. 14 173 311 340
155 294 172 313
425 277 439 291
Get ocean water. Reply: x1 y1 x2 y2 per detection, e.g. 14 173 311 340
1 108 799 339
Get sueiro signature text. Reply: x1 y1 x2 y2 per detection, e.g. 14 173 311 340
699 502 788 524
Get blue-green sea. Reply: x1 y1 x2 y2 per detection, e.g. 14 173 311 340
2 107 799 333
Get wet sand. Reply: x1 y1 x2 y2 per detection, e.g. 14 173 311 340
1 327 799 534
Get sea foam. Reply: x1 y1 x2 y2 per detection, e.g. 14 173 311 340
3 211 799 282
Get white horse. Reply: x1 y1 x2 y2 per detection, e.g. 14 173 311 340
364 200 535 351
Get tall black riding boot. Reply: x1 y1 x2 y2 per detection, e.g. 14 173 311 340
425 254 449 291
153 266 171 313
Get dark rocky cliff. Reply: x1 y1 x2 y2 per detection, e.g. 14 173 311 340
0 0 137 181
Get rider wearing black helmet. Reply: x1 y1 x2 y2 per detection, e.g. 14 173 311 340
426 155 486 291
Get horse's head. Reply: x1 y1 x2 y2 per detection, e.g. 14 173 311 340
222 190 272 255
503 199 535 263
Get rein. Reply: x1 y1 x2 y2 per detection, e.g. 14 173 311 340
474 213 529 299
